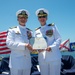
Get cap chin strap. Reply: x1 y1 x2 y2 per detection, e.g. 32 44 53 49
18 15 28 18
38 14 47 17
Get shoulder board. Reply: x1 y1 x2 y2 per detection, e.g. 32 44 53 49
48 23 55 26
35 27 41 30
10 26 17 29
26 28 32 31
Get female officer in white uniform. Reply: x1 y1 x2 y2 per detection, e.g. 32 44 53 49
6 9 33 75
35 8 62 75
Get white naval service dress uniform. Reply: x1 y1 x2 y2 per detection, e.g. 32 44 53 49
35 23 62 75
6 25 32 75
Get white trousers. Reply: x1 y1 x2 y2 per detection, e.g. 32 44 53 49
10 68 31 75
39 59 61 75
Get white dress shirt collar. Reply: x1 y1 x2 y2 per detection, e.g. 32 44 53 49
41 24 47 29
19 25 26 29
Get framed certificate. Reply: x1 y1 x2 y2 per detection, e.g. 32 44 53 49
29 37 47 49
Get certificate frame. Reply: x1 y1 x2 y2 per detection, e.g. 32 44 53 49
29 37 47 50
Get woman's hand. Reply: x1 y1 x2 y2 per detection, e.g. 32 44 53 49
46 46 52 52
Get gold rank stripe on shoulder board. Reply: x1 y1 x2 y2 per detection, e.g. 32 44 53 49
26 28 32 31
35 27 41 30
10 26 17 29
48 23 55 26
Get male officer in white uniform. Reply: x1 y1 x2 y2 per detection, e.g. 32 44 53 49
35 8 62 75
6 9 33 75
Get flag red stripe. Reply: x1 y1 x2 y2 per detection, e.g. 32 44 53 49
0 47 9 50
60 45 70 50
0 39 6 42
62 39 69 46
0 35 7 38
60 39 69 48
0 43 6 46
0 31 11 54
63 45 70 50
0 31 7 34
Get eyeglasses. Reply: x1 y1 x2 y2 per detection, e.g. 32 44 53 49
38 16 47 18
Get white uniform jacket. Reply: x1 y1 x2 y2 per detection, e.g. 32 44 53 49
6 25 32 69
35 23 62 63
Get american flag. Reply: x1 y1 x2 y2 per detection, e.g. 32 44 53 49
0 31 11 54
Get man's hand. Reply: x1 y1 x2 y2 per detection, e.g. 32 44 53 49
25 43 33 51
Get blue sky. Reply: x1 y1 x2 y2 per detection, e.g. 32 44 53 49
0 0 75 42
